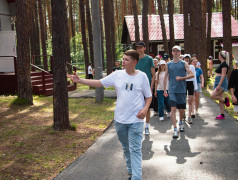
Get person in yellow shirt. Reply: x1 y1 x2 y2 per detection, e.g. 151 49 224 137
208 56 213 78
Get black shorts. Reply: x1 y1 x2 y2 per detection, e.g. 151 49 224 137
88 74 93 79
186 81 194 96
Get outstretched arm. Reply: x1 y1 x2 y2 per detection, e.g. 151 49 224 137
67 72 103 87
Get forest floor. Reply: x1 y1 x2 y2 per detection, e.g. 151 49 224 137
0 81 116 179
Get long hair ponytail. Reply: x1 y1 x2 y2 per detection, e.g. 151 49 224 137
220 50 230 66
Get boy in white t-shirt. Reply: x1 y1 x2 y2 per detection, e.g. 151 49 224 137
67 49 152 180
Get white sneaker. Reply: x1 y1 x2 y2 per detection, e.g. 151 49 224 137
173 130 179 138
159 117 164 121
179 124 184 132
167 112 171 118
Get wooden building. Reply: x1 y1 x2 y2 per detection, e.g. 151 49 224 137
121 12 238 60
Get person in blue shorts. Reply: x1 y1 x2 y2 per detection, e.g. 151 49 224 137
163 46 194 138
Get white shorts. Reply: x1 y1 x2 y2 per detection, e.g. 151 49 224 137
234 105 238 112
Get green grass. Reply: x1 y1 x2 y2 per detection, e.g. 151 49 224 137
0 95 116 179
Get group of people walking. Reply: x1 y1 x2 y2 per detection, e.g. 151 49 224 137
67 41 238 180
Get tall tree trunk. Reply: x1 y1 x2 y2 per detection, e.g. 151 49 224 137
201 0 208 82
29 1 36 59
132 0 140 43
162 0 166 14
46 0 52 34
69 0 76 55
104 0 113 74
189 0 196 54
38 0 48 70
207 0 212 59
183 0 190 53
222 0 232 78
79 0 90 78
86 0 94 67
68 0 72 39
91 0 104 103
33 0 41 64
99 0 105 70
157 0 169 54
180 0 183 14
168 0 175 57
51 0 70 131
15 0 33 105
43 0 48 41
142 0 149 54
110 0 116 64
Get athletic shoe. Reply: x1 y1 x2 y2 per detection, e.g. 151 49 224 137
215 115 225 120
167 112 171 118
179 124 184 132
159 117 164 121
191 114 196 118
145 127 150 135
154 112 159 116
225 97 230 107
173 130 179 139
187 117 193 124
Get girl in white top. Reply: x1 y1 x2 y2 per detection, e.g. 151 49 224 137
183 54 197 123
154 60 171 121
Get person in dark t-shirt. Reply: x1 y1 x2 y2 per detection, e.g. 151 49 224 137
210 51 230 120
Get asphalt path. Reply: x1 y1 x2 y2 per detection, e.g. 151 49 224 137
54 93 238 180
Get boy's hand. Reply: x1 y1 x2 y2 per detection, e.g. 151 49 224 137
136 108 147 119
154 92 157 97
67 72 80 83
163 91 168 97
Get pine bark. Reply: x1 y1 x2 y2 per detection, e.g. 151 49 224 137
132 0 140 43
104 0 113 74
222 0 232 78
86 0 94 67
183 0 190 53
91 0 104 103
157 0 169 54
51 0 70 130
142 0 149 54
33 0 41 64
15 0 33 105
109 0 116 64
168 0 175 57
207 0 212 58
79 0 90 78
38 0 48 70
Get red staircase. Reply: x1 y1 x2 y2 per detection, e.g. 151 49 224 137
30 71 76 96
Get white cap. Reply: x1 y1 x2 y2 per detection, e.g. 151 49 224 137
183 54 191 59
153 59 158 62
159 60 166 65
172 45 181 51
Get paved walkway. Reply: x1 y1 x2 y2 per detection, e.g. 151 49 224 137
55 93 238 180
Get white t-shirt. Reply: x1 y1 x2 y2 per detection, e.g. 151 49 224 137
88 65 93 74
186 64 198 90
100 70 152 124
155 71 168 90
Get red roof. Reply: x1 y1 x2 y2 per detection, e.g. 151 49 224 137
124 12 238 42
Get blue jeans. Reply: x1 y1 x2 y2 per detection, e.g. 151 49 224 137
157 90 171 117
114 121 144 180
